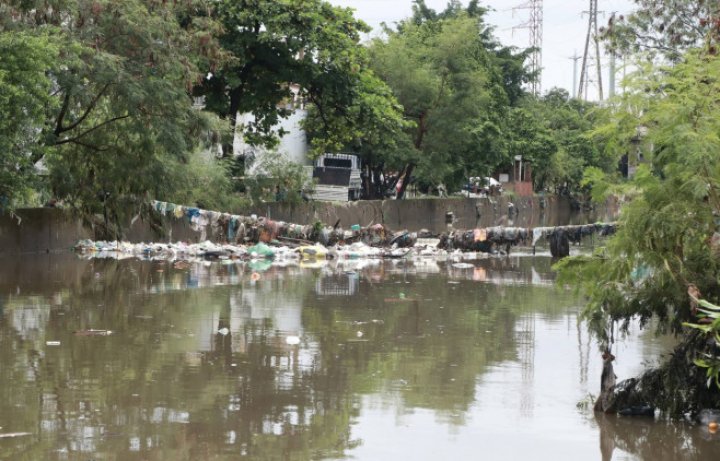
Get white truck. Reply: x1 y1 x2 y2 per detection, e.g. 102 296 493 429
306 154 363 202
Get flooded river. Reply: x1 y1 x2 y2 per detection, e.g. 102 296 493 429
0 252 717 460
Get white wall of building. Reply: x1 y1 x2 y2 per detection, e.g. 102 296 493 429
234 109 310 175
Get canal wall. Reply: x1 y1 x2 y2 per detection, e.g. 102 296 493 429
0 196 618 255
0 208 92 257
249 195 617 232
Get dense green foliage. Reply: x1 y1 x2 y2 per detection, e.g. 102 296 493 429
0 0 414 210
198 0 380 152
0 0 230 230
302 66 415 199
367 1 533 197
0 30 58 207
523 89 613 196
0 0 620 215
556 51 720 387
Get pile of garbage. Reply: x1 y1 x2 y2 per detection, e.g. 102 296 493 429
435 223 617 256
73 201 617 261
149 200 616 252
150 200 410 248
71 239 458 262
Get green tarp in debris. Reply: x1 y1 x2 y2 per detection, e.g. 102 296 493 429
248 242 275 259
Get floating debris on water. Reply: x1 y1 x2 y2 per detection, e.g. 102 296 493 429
452 263 474 269
71 203 617 264
74 329 113 336
0 432 32 439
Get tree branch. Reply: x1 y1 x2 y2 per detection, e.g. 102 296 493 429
59 84 111 134
54 91 71 136
55 114 130 146
628 30 678 54
64 138 110 152
309 93 330 133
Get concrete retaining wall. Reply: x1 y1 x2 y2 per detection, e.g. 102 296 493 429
252 195 617 233
0 208 92 257
0 196 618 256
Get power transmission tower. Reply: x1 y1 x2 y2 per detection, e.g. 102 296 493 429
513 0 543 96
578 0 604 100
569 51 582 98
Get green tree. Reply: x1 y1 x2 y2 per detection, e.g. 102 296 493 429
302 68 414 199
504 105 556 191
556 51 720 409
369 1 532 197
0 30 58 208
1 0 226 231
197 0 372 156
529 88 612 196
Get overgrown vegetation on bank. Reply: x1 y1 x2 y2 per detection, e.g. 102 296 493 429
557 1 720 415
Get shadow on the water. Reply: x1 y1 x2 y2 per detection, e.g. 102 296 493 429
596 413 719 460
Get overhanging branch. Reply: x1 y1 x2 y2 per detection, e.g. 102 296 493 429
55 114 130 146
59 84 112 134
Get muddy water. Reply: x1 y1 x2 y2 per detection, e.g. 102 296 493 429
0 253 717 460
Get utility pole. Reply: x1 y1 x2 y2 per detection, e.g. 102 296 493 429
608 12 617 98
579 0 604 100
513 0 544 96
569 51 582 98
608 51 616 98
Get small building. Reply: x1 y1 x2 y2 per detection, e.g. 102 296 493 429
500 155 533 197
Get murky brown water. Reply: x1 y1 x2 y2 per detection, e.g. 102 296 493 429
0 253 717 460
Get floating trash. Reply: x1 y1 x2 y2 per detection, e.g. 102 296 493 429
0 432 32 439
452 263 474 269
74 329 113 336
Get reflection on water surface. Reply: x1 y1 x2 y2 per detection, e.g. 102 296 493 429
0 254 717 460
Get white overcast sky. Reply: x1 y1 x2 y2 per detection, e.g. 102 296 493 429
329 0 636 100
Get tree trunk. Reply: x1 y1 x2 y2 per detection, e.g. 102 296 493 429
395 110 426 200
396 164 415 200
223 86 242 158
374 166 385 199
414 111 427 150
363 164 372 199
